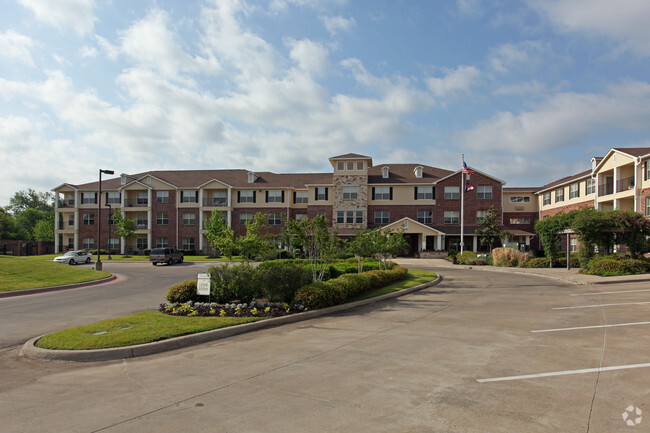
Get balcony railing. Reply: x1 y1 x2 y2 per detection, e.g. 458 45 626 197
136 223 148 230
598 182 614 197
57 199 75 208
124 198 149 207
616 176 635 193
202 198 228 207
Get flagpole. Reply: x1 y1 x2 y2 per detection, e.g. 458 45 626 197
460 154 464 254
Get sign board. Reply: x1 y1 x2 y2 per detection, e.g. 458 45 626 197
197 272 211 296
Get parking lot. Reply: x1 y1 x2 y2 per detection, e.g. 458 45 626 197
1 264 650 432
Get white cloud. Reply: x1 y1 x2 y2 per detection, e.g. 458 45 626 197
286 38 331 76
16 0 97 36
488 41 546 73
321 15 356 36
455 80 650 153
0 30 35 66
456 0 483 16
426 66 480 98
532 0 650 56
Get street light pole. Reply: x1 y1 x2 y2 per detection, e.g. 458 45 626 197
97 169 114 271
106 203 112 260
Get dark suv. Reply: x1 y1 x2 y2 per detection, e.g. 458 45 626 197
149 248 184 266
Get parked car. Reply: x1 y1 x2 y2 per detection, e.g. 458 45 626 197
54 251 93 265
149 248 184 265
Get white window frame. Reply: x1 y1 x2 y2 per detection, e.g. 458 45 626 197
509 218 531 224
212 191 227 206
108 238 119 251
182 213 196 225
374 187 391 201
156 238 169 248
183 238 196 250
137 191 148 205
239 190 255 203
106 192 121 204
343 186 358 200
417 211 432 224
156 191 169 203
294 191 308 204
509 196 531 203
136 238 147 250
569 237 578 253
82 238 94 249
477 186 492 199
268 213 283 225
83 213 94 225
586 178 596 195
136 213 148 228
444 186 460 200
156 212 168 225
555 187 565 203
240 213 253 225
543 192 551 206
181 191 198 203
476 210 487 224
267 190 284 203
374 211 390 225
569 183 580 199
416 186 434 200
444 211 459 224
82 192 96 204
316 187 328 201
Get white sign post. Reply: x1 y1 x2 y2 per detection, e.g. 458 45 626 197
197 272 211 301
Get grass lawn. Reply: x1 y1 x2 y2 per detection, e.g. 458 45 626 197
0 256 112 292
36 311 263 350
35 269 437 350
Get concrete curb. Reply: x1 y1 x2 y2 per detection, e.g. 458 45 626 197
0 275 118 299
19 275 442 362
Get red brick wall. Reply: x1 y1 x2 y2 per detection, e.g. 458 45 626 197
152 190 178 248
641 187 650 217
232 207 288 237
367 205 434 228
434 172 503 225
539 201 593 220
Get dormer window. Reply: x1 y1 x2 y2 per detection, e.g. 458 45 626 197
382 166 390 179
248 171 257 183
414 166 423 178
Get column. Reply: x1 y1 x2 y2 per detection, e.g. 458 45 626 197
54 212 60 252
472 236 478 252
120 236 126 254
436 235 442 250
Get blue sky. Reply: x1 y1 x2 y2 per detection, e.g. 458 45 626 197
2 0 650 206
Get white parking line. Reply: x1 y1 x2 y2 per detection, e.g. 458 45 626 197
532 321 650 333
477 362 650 383
571 288 650 297
553 301 650 310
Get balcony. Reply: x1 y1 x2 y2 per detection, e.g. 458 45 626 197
57 199 75 208
616 176 635 193
124 198 149 207
135 223 149 230
203 198 228 207
598 182 614 197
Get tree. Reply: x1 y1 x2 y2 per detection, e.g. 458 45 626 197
534 212 572 267
372 228 409 269
236 212 275 261
474 207 503 251
346 229 375 273
8 189 54 214
33 215 55 241
204 210 236 259
111 209 136 254
284 215 337 282
14 208 48 240
0 207 20 239
611 211 650 259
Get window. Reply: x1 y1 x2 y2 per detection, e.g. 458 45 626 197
414 166 423 178
238 190 255 203
337 161 345 171
156 191 169 203
156 212 168 225
416 186 434 200
266 190 284 203
137 192 148 205
555 187 564 203
646 197 650 216
476 210 487 224
294 191 308 204
296 213 307 221
183 238 195 250
240 213 253 225
317 211 326 217
83 213 94 225
183 213 195 225
156 238 168 248
509 196 531 203
543 192 551 206
382 167 389 178
181 191 198 203
417 211 433 224
82 192 96 204
108 238 119 251
106 192 121 204
343 186 358 200
268 213 283 225
67 215 74 226
347 161 354 170
645 161 650 181
212 191 227 206
509 218 531 224
374 211 390 224
82 238 94 249
569 237 578 253
136 238 147 250
569 183 580 199
444 211 459 224
315 187 328 201
357 162 364 171
477 186 492 199
373 187 391 200
336 210 363 224
136 213 148 228
586 178 596 195
444 186 460 200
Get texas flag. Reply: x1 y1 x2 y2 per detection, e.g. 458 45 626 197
465 178 474 192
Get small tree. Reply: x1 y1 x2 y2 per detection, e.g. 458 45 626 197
111 209 136 255
534 212 572 267
373 228 409 269
474 207 503 251
204 210 236 259
284 215 337 282
33 215 54 241
346 229 375 273
237 212 275 261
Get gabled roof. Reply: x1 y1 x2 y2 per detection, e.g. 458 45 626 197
368 164 453 184
329 153 372 160
535 169 592 194
435 166 506 185
592 147 650 173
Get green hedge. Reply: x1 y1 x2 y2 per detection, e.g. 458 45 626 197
256 260 313 302
587 258 650 276
166 280 198 303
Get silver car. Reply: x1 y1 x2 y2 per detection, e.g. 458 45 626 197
54 251 94 265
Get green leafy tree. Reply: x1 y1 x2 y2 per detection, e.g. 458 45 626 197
204 210 236 259
284 215 337 282
14 208 48 240
0 207 21 239
611 211 650 259
33 215 55 241
111 209 136 255
474 207 503 251
534 212 572 267
373 228 409 269
236 212 275 261
8 189 54 214
346 229 376 273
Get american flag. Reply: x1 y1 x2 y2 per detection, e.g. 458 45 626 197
462 161 475 175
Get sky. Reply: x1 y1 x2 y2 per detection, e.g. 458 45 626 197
1 0 650 207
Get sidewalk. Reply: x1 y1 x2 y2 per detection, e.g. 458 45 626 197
393 257 650 285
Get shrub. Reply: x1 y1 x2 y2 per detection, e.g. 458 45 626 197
456 251 477 265
586 259 628 276
257 261 313 302
519 257 549 268
166 280 198 304
492 248 533 267
468 259 487 266
338 274 371 298
208 263 261 303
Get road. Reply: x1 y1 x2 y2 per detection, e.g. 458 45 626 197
2 263 650 432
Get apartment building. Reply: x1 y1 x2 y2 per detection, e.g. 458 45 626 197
53 153 531 255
